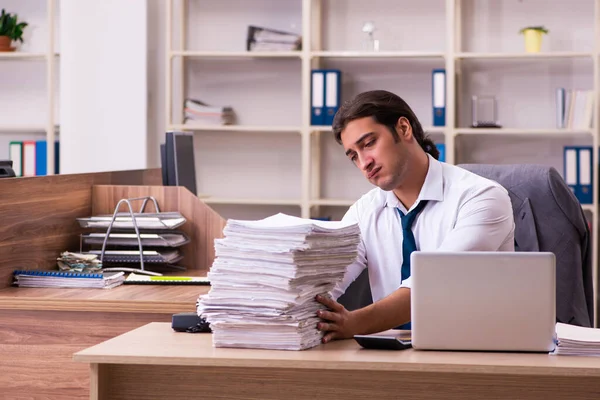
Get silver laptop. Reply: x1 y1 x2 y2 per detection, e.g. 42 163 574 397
410 251 556 352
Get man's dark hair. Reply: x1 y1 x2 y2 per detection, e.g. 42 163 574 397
332 90 440 160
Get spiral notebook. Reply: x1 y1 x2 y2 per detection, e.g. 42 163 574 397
13 270 125 289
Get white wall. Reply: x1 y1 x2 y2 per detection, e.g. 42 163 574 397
59 0 147 174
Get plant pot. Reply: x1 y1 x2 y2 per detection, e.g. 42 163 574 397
0 36 14 52
523 29 543 53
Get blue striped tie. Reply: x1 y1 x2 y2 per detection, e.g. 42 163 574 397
396 200 428 330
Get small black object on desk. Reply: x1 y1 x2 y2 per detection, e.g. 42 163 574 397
0 160 16 178
172 312 212 333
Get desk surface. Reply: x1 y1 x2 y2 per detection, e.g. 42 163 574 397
0 285 209 313
74 322 600 377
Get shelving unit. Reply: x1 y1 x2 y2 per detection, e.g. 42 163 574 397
0 0 58 174
166 0 600 324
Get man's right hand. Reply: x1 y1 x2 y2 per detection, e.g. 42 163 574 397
315 294 360 343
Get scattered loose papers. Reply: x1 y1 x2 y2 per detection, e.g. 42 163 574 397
552 322 600 356
57 252 102 273
197 213 360 351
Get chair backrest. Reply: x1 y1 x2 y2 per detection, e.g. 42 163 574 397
459 163 593 327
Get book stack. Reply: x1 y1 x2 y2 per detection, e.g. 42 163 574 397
246 25 302 52
197 213 360 350
184 98 236 125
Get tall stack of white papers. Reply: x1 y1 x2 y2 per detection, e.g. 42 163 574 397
197 213 360 351
552 322 600 356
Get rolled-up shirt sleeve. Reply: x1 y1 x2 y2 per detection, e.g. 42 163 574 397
399 185 515 289
330 204 368 300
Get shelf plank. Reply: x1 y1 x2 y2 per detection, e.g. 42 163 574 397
170 50 301 59
0 52 59 60
311 126 446 133
202 198 302 206
456 52 593 60
455 128 593 136
311 51 445 59
0 125 49 133
169 124 301 133
311 199 355 207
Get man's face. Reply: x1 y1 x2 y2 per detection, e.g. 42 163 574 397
341 116 410 191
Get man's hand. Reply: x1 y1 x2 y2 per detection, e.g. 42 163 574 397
315 294 358 343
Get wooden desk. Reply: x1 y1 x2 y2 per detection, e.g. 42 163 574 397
0 285 209 400
75 322 600 400
0 170 225 399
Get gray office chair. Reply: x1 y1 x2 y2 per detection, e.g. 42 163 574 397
339 164 594 328
460 164 593 328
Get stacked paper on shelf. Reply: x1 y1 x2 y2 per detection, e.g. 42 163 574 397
197 213 360 351
552 322 600 356
184 98 236 125
246 25 302 51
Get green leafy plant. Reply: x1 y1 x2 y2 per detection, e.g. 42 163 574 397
0 9 28 42
519 26 549 35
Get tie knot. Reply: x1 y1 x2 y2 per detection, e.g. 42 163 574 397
399 200 428 230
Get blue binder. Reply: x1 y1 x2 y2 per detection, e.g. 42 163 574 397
324 69 341 126
35 141 47 176
34 140 60 176
311 70 325 126
577 146 593 204
55 140 60 174
563 146 593 204
436 143 446 162
432 69 446 127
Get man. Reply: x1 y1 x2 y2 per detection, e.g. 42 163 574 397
315 90 515 343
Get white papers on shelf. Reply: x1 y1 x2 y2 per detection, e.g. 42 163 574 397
197 213 360 351
184 98 236 125
551 322 600 356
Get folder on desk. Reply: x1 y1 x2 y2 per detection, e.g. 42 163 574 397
124 272 210 285
89 249 183 264
35 141 47 176
22 141 36 177
311 70 325 126
432 69 446 127
82 232 190 248
34 140 60 176
9 141 22 177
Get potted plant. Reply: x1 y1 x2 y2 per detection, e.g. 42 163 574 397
519 26 548 53
0 9 28 52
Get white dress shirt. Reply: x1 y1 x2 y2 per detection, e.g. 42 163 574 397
331 154 515 303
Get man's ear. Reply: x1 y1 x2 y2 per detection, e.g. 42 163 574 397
396 117 413 139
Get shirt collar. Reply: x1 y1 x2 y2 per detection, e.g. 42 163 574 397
384 153 445 211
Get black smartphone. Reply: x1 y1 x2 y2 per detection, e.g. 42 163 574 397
354 333 412 350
